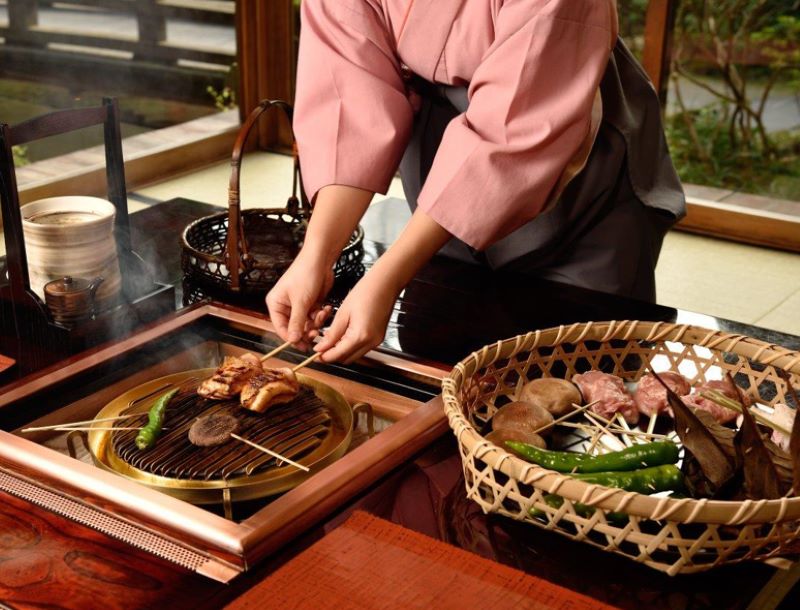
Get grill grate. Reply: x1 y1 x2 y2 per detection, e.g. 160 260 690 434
111 388 330 480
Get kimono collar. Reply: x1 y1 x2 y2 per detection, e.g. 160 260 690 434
396 0 466 81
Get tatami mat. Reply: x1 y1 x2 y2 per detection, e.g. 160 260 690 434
136 152 407 210
656 232 800 334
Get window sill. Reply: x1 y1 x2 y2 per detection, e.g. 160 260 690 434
677 184 800 253
14 109 240 205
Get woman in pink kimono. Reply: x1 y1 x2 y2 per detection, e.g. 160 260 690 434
267 0 685 362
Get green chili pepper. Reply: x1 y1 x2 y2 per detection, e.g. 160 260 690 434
505 441 680 473
574 464 685 494
529 465 684 521
135 389 179 450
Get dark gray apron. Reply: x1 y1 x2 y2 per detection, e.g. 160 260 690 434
399 38 685 303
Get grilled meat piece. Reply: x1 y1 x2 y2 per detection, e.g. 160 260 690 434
188 413 240 447
634 371 691 417
681 378 753 424
197 353 263 400
572 370 639 424
240 367 300 413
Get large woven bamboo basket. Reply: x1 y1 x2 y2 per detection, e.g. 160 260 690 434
442 320 800 575
181 100 364 296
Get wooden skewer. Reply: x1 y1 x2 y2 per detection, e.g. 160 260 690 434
647 412 658 436
260 340 293 363
52 427 154 432
230 433 310 472
588 411 667 445
584 412 626 452
529 401 598 436
584 431 602 456
608 422 668 441
22 413 147 433
292 352 321 373
615 413 636 446
566 422 624 453
560 421 669 440
701 391 793 436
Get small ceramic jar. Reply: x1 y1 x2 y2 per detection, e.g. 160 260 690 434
44 276 104 326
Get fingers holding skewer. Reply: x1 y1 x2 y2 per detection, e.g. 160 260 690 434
293 305 333 351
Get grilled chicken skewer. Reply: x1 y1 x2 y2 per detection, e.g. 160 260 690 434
197 353 263 400
240 367 301 413
198 351 321 413
239 353 320 412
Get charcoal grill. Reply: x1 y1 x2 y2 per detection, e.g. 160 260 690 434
0 303 447 582
78 369 367 510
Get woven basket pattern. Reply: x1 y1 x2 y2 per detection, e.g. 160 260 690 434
181 211 364 296
442 320 800 575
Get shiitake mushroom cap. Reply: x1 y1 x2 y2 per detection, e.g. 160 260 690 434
485 428 547 456
519 377 582 417
492 400 554 437
188 412 240 447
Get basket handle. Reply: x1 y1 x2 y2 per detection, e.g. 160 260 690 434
226 99 308 291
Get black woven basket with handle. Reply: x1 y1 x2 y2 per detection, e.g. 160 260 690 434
181 100 364 296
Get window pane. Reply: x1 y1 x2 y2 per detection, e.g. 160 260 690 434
667 1 800 204
0 0 237 166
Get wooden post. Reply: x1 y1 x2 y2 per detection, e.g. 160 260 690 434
0 123 33 303
6 0 39 47
642 0 678 108
135 0 168 63
236 0 296 151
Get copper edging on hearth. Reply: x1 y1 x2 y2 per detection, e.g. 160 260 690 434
0 432 248 553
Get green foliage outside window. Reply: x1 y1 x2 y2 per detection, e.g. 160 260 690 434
12 145 28 168
668 1 800 200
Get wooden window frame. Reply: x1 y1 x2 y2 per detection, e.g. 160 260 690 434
9 0 298 202
236 0 297 151
5 0 268 202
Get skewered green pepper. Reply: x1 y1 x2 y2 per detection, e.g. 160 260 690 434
529 465 684 520
505 441 679 473
573 464 685 494
135 389 179 450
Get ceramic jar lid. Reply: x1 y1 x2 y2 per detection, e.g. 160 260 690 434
44 276 97 296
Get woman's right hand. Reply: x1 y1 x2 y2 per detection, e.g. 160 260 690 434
266 251 334 348
266 184 374 349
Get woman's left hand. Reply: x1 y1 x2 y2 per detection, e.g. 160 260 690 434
313 270 399 364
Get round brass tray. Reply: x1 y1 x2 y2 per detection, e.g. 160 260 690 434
85 369 354 505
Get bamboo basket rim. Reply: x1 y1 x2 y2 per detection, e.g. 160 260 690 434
442 320 800 526
180 208 305 264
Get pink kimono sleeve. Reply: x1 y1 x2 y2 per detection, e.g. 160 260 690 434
417 0 618 251
294 0 413 202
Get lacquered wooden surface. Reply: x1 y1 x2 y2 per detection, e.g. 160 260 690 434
2 197 800 609
0 488 221 610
